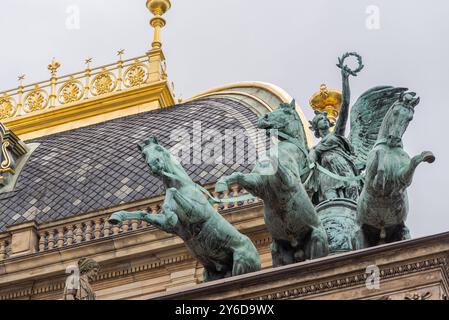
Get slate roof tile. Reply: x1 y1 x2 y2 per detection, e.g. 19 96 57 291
0 97 264 231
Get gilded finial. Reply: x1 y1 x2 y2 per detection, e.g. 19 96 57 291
85 57 93 69
48 58 61 76
309 84 342 125
146 0 171 49
117 49 125 61
18 74 25 86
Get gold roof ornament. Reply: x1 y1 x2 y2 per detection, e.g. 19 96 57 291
309 84 342 125
47 58 61 76
146 0 171 49
0 1 176 140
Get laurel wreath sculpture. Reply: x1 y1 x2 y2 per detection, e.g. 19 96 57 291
336 52 364 76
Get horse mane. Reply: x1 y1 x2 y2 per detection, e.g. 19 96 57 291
280 102 308 151
160 145 194 186
378 99 415 139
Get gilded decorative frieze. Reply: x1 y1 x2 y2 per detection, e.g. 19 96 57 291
124 61 149 88
0 95 16 120
24 87 49 113
58 78 84 104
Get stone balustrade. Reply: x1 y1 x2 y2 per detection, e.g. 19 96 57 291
0 185 259 260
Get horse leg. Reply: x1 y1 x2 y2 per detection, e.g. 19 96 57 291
166 187 196 220
387 223 411 243
145 208 178 233
306 227 329 259
400 225 411 240
360 224 382 247
372 150 387 192
353 228 368 250
216 172 263 196
270 239 295 267
272 158 295 188
109 210 148 225
231 246 261 276
203 267 226 282
163 187 192 224
400 151 435 188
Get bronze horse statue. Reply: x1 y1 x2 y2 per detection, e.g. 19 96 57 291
356 92 435 247
216 100 329 267
109 137 260 282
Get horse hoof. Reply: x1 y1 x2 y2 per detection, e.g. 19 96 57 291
421 151 435 163
109 218 120 225
108 212 124 225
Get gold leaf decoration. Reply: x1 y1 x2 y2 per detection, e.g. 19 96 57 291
124 64 148 87
24 89 48 113
58 80 84 104
91 71 116 96
0 95 15 120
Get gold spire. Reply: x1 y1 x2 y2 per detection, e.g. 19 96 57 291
309 84 342 124
146 0 171 49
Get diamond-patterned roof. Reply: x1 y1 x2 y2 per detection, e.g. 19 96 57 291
0 97 262 231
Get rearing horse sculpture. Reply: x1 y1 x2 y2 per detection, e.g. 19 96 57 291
356 92 435 247
109 137 260 282
216 100 329 267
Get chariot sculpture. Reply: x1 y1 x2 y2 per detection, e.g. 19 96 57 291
109 52 435 280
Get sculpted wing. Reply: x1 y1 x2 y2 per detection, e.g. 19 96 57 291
349 86 408 170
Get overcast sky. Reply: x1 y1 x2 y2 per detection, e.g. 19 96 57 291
1 0 448 238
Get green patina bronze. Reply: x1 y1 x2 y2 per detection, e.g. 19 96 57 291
215 52 436 255
307 53 363 204
355 92 435 247
109 137 260 282
215 100 329 267
108 52 436 277
304 52 435 252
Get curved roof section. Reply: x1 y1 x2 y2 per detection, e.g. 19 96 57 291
186 81 314 146
0 97 263 231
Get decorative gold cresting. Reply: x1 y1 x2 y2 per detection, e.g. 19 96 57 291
309 84 342 124
48 58 61 108
0 1 175 139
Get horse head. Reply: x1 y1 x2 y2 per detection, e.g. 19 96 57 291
257 100 306 143
138 136 174 176
379 92 420 146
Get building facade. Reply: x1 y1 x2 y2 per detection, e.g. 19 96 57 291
0 1 447 300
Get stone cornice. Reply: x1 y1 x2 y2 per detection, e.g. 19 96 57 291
0 203 267 298
151 232 449 300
